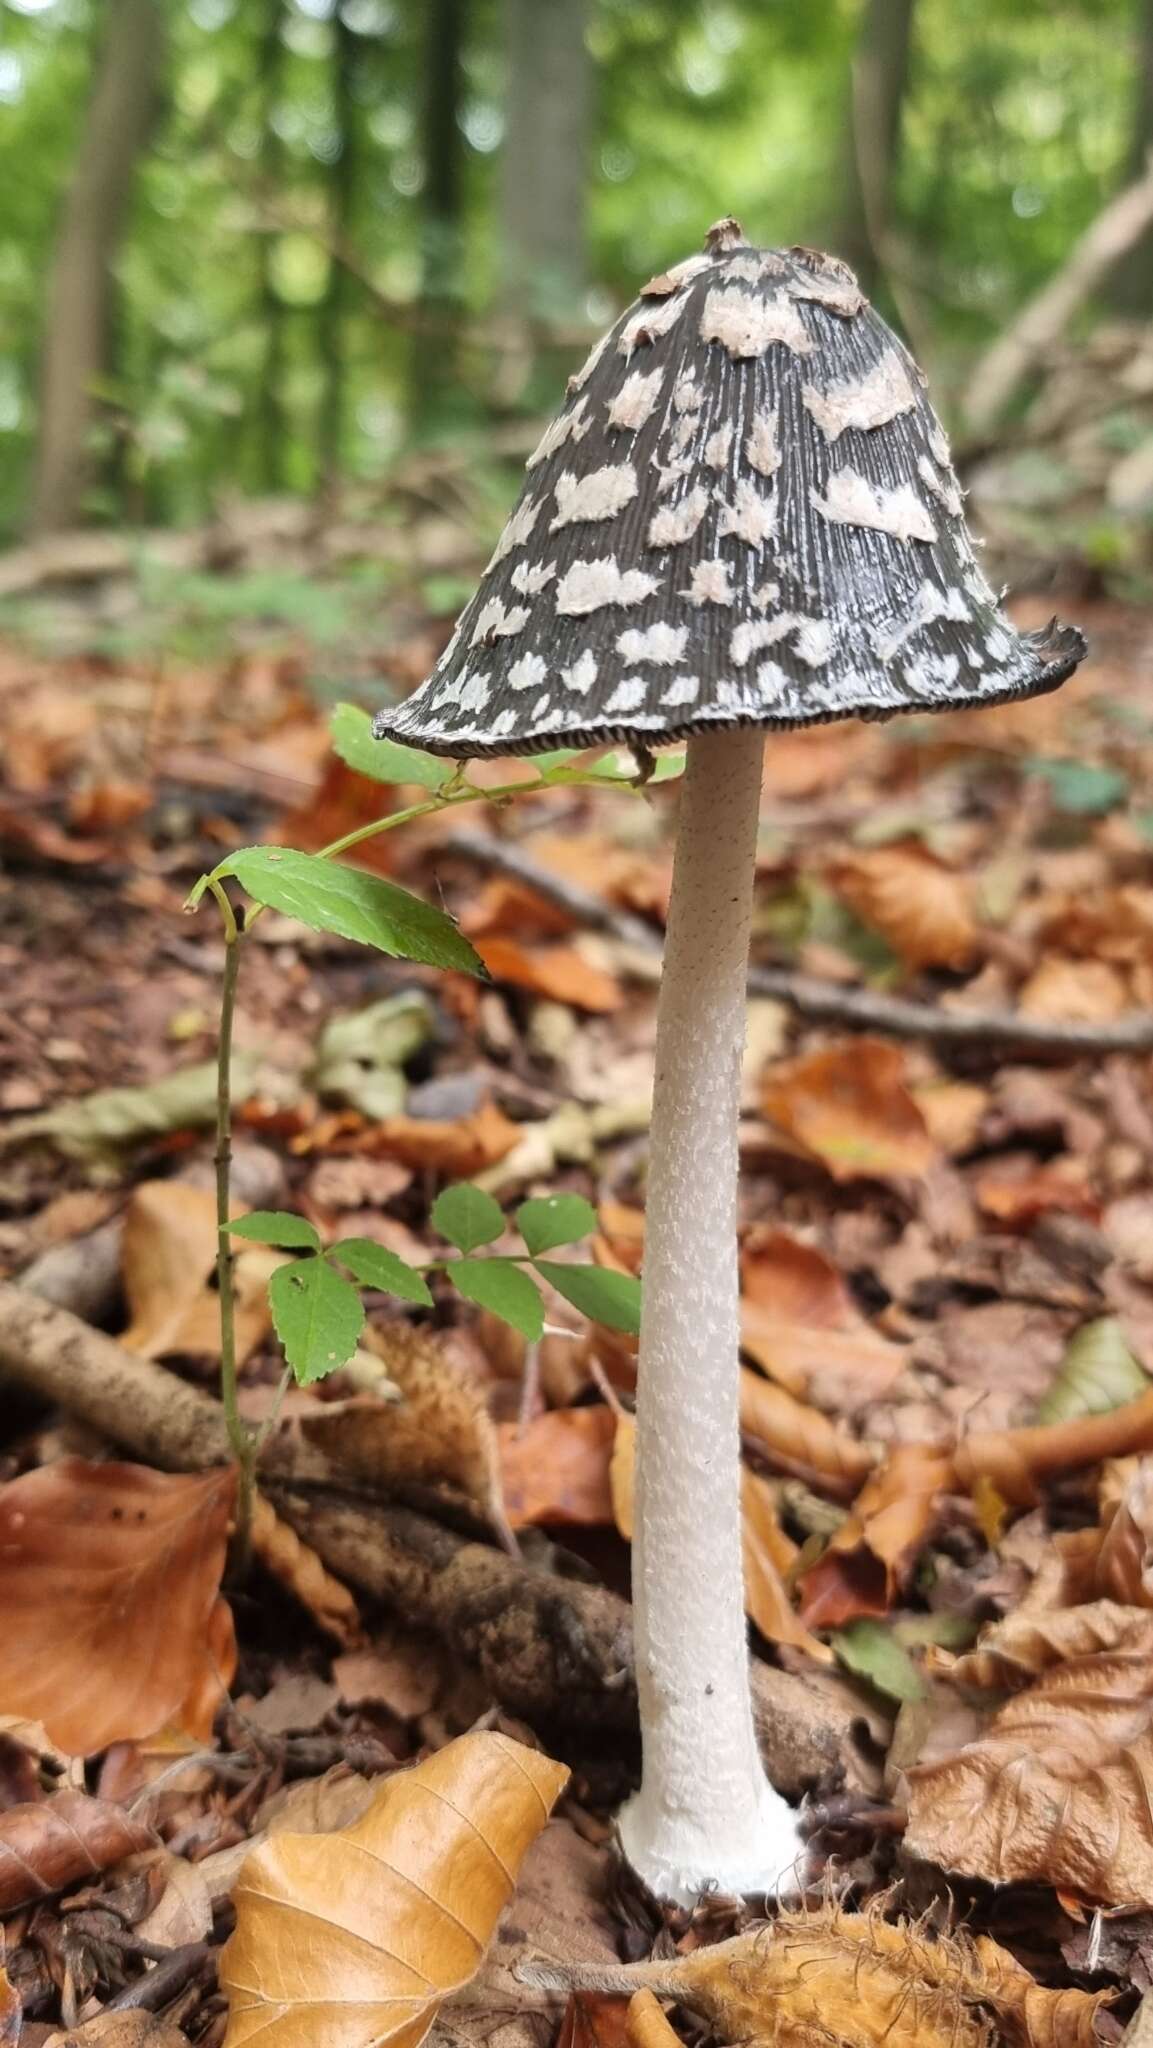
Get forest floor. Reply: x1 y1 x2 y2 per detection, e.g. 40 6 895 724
3 521 1153 2048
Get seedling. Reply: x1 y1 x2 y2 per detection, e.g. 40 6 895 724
370 219 1086 1903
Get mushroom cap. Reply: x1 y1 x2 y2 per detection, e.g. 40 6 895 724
374 221 1086 759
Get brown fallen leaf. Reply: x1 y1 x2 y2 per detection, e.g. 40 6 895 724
1018 955 1130 1024
0 1967 18 2048
0 1791 155 1912
357 1100 522 1177
740 1469 833 1663
45 2015 190 2048
0 1460 236 1752
119 1181 277 1362
798 1445 955 1629
973 1157 1096 1227
906 1599 1153 1906
475 936 622 1013
220 1731 568 2048
827 843 979 972
557 1994 634 2048
739 1368 875 1499
499 1407 616 1527
739 1228 906 1412
1098 1459 1153 1608
524 1902 1105 2048
760 1040 937 1184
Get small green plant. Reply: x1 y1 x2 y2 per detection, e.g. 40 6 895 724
187 706 663 1553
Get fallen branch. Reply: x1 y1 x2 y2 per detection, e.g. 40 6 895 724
962 154 1153 436
0 1282 881 1795
441 830 1153 1056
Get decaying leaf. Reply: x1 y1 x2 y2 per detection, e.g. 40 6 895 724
0 1056 259 1163
1018 955 1130 1024
0 1967 18 2048
906 1600 1153 1906
798 1445 955 1628
1035 1316 1149 1425
760 1041 937 1184
475 936 622 1013
1098 1459 1153 1608
739 1368 875 1499
119 1180 278 1362
44 2010 190 2048
740 1229 906 1413
499 1407 616 1527
357 1101 522 1177
0 1460 236 1752
741 1469 833 1663
0 1791 155 1912
220 1730 568 2048
523 1902 1106 2048
827 844 979 971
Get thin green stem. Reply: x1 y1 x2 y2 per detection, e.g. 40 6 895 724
209 877 257 1569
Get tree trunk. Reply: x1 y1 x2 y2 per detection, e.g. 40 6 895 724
1109 0 1153 314
499 0 591 321
834 0 915 296
26 0 167 536
255 0 289 492
409 0 466 430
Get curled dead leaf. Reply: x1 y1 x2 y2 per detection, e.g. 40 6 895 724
0 1791 155 1912
798 1445 955 1629
827 843 979 972
906 1599 1153 1906
220 1731 568 2048
0 1460 236 1752
739 1229 906 1413
120 1180 277 1361
739 1368 874 1499
760 1041 937 1184
741 1469 833 1663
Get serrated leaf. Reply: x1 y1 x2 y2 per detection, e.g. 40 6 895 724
330 1238 433 1307
330 703 452 792
532 1261 642 1335
451 1260 544 1341
831 1618 925 1702
431 1182 505 1254
230 1211 321 1252
516 1193 597 1256
268 1257 364 1386
208 847 484 976
219 1731 568 2048
1035 1316 1149 1424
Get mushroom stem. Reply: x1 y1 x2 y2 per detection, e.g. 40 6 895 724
618 726 803 1905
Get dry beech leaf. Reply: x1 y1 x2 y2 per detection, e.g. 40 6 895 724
760 1041 937 1184
499 1407 616 1528
524 1903 1105 2048
739 1368 874 1499
827 844 979 971
741 1469 833 1664
0 1967 18 2048
220 1730 568 2048
45 2013 190 2048
475 936 622 1014
120 1181 276 1362
299 1325 505 1528
955 1385 1153 1506
1018 955 1130 1024
973 1157 1095 1228
911 1080 989 1157
1098 1459 1153 1607
906 1599 1153 1906
0 1791 155 1912
798 1445 955 1629
740 1229 906 1413
356 1101 522 1177
609 1412 635 1541
0 1459 236 1752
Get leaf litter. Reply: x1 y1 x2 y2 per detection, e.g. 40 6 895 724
8 583 1153 2043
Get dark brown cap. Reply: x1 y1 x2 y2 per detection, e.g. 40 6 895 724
374 222 1085 758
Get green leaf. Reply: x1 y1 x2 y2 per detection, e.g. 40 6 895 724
207 847 485 976
268 1256 364 1386
533 1261 642 1334
330 703 452 792
450 1259 545 1341
831 1619 926 1703
1035 1316 1149 1425
1026 756 1128 816
432 1182 505 1253
516 1193 598 1256
330 1238 433 1306
230 1210 321 1252
533 749 584 779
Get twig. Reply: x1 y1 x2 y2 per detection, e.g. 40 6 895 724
440 828 1153 1056
102 1943 214 2014
206 879 256 1565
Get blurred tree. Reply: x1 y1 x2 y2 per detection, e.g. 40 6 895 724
318 3 359 482
835 0 916 292
27 0 168 536
499 0 591 320
411 0 467 427
1108 0 1153 312
254 0 289 492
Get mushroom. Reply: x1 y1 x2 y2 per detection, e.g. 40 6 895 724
373 219 1087 1904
